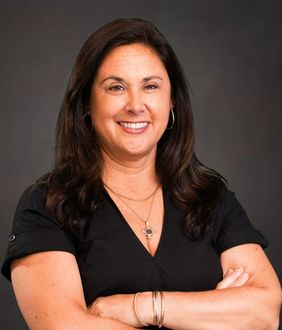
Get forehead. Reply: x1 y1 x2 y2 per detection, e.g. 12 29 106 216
96 43 168 78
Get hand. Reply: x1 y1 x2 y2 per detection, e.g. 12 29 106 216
88 293 142 328
216 267 249 290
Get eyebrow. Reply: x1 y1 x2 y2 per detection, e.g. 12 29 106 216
100 75 163 84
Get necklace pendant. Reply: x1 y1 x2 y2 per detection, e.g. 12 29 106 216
142 221 155 239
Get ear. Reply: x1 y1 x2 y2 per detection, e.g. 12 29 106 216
170 99 174 109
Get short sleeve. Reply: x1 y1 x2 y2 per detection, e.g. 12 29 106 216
1 184 76 281
213 188 269 254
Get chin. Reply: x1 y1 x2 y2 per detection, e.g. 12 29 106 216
120 146 156 159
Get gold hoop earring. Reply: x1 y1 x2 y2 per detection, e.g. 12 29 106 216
166 109 175 130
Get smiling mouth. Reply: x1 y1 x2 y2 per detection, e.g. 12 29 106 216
117 121 149 129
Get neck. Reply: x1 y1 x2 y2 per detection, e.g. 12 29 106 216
101 150 160 195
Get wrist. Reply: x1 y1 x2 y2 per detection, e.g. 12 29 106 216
137 291 155 325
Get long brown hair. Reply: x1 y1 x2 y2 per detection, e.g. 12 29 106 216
40 18 226 239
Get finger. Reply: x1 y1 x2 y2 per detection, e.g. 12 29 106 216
231 272 250 287
223 268 234 277
216 267 244 289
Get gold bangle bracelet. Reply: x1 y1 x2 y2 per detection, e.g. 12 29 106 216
133 292 149 327
152 291 165 328
158 291 165 328
152 291 158 325
152 291 165 327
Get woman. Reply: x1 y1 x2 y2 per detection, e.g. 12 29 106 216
1 18 281 329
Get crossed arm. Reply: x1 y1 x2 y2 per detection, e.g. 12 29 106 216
11 243 281 330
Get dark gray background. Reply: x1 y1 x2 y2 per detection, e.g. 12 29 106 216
1 1 281 329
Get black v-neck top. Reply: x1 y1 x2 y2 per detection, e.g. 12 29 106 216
1 184 268 329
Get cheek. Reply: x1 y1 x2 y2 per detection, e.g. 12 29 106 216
145 89 170 106
91 99 118 123
149 95 171 119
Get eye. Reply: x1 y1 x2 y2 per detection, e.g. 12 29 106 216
144 84 158 90
109 84 125 91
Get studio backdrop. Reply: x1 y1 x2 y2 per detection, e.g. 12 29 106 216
1 1 281 329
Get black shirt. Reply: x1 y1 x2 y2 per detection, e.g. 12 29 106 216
1 184 268 328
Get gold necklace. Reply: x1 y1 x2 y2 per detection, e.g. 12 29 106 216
105 185 158 239
104 183 159 202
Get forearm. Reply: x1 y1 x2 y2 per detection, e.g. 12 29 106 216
25 302 136 330
139 287 280 330
85 247 281 329
61 311 137 330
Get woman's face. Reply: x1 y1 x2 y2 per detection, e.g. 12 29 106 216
90 43 173 161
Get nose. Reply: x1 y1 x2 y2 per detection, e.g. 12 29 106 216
124 89 145 115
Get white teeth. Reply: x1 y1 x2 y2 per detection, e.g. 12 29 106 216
119 122 148 129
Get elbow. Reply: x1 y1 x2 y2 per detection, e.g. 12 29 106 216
262 314 280 330
256 292 281 330
241 310 280 330
268 289 282 330
270 318 280 330
267 304 281 330
239 288 282 330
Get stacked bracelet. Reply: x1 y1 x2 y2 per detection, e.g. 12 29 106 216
133 291 165 328
152 291 165 328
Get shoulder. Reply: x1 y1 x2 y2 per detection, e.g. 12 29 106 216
212 185 250 230
17 181 48 210
13 177 63 232
216 185 240 214
211 185 268 253
16 171 57 215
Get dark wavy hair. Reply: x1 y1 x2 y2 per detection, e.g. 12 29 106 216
40 17 227 239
